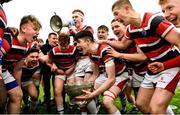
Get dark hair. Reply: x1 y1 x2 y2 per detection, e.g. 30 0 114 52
74 30 94 42
48 32 57 38
111 19 118 24
26 47 39 55
0 0 12 4
97 25 109 32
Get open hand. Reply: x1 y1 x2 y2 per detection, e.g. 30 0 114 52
107 48 121 58
75 90 94 101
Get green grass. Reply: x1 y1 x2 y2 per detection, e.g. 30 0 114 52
36 81 180 114
170 86 180 114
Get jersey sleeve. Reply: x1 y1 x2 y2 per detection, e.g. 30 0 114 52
150 14 174 38
0 32 12 56
163 55 180 69
84 26 94 34
102 46 114 63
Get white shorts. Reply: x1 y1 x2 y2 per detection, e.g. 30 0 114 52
34 68 41 74
55 72 75 81
95 71 129 90
21 78 33 87
131 70 145 88
95 73 107 85
116 71 129 90
141 67 180 93
74 57 93 78
1 70 18 90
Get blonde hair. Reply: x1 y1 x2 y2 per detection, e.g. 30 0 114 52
112 0 133 11
72 9 84 17
158 0 167 5
20 15 42 31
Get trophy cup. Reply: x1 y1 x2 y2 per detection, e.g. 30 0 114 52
64 81 94 107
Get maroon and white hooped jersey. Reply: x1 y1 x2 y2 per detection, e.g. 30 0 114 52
48 45 79 70
1 32 29 71
90 43 126 75
125 41 148 75
125 12 179 64
0 4 7 53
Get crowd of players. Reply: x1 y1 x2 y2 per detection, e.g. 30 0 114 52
0 0 179 114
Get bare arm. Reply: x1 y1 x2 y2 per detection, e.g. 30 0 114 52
148 28 180 72
91 60 116 97
104 37 132 50
164 28 180 49
75 60 116 100
107 46 147 62
13 59 25 85
64 64 76 76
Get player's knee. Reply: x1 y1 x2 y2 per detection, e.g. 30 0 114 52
136 101 150 113
102 91 115 108
54 89 62 97
30 91 38 101
149 103 166 114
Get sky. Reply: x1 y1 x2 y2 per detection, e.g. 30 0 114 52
3 0 161 41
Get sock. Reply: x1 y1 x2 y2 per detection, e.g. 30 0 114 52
57 104 64 114
113 110 121 115
80 106 87 115
31 100 38 109
69 99 75 111
120 93 127 111
87 99 97 114
30 100 38 113
166 105 174 115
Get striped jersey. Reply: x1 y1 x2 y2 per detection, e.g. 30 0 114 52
48 45 78 70
21 62 42 82
90 43 126 75
1 32 29 71
125 12 179 64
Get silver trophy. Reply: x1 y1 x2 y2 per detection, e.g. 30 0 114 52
64 81 94 107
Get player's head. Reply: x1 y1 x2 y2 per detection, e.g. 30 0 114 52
74 30 94 54
72 9 84 27
19 15 42 42
58 32 70 51
158 0 180 27
97 25 109 40
111 19 126 39
112 0 134 26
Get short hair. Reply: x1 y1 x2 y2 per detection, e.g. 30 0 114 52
74 30 94 42
111 19 118 24
97 25 109 32
20 15 42 31
48 32 57 38
158 0 167 5
26 47 40 55
37 38 44 43
58 33 70 44
112 0 133 11
72 9 85 17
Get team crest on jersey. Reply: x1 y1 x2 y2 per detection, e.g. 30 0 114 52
141 30 147 36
